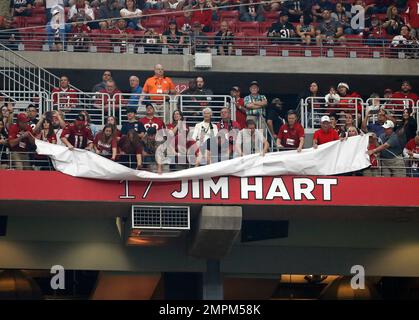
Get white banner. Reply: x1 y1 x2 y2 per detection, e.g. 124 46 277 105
35 135 371 181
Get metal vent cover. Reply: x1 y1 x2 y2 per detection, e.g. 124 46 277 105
132 206 190 230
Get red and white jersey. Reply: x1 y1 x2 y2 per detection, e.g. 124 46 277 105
8 124 33 152
51 87 78 107
338 92 362 113
406 0 419 29
61 124 93 149
93 132 117 156
139 116 166 131
405 138 419 154
390 91 419 109
36 130 57 144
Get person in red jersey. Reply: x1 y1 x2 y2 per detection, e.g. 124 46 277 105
34 118 57 170
313 115 339 148
61 114 94 150
277 109 305 152
363 133 380 177
191 0 212 32
403 132 419 177
390 80 419 110
51 75 78 109
230 86 247 129
98 80 122 113
217 107 241 160
8 113 35 170
93 124 118 161
405 0 419 39
139 103 165 131
337 82 362 114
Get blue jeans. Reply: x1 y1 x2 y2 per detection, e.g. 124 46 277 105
46 23 71 48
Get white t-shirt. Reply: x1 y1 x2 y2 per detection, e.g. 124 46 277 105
120 8 142 18
46 0 64 9
68 4 95 21
192 121 218 143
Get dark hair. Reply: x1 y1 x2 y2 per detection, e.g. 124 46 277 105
26 104 37 111
121 129 141 153
101 124 115 144
287 109 297 116
78 111 90 123
172 109 184 123
329 112 338 119
246 119 256 127
42 118 55 138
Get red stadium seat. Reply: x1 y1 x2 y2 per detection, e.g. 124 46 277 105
264 11 279 22
32 6 46 15
212 20 237 32
238 22 260 36
259 21 272 34
143 17 167 31
219 11 239 21
26 15 47 27
12 16 26 28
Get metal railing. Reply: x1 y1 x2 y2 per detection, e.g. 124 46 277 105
5 32 418 59
365 97 416 123
0 90 48 116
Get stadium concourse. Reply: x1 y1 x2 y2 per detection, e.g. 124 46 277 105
0 0 419 303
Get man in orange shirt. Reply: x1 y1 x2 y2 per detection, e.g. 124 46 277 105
142 64 176 109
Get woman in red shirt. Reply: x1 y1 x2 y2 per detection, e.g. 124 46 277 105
93 124 118 161
35 118 57 170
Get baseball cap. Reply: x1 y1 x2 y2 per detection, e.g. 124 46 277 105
231 86 240 91
17 113 29 122
51 7 61 16
320 115 331 123
337 82 349 90
250 81 259 87
382 120 394 129
147 127 157 135
145 103 155 109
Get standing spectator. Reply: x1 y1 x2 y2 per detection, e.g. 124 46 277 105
361 108 396 137
277 109 305 152
236 119 269 156
284 0 305 23
367 120 405 177
10 0 33 17
0 103 13 133
26 104 38 129
325 86 340 110
60 114 94 150
34 118 57 170
162 20 185 55
98 0 121 20
8 113 35 170
267 11 295 44
406 0 419 40
316 9 345 46
0 120 8 168
93 124 118 160
106 115 121 138
68 0 95 22
391 80 419 109
139 103 165 131
177 9 193 36
52 75 78 109
142 126 165 172
98 80 122 113
337 82 362 116
383 5 404 36
127 75 143 110
121 107 146 136
217 107 241 160
196 76 214 103
331 2 352 35
403 132 419 177
48 110 67 145
93 71 113 92
46 0 64 22
339 112 355 137
396 108 417 143
46 6 68 51
328 112 339 133
244 81 267 123
118 129 143 169
142 64 176 105
265 98 285 142
192 0 213 32
230 86 246 130
120 0 145 30
240 0 265 22
296 14 315 45
363 133 380 177
214 20 234 55
192 107 218 165
313 115 339 148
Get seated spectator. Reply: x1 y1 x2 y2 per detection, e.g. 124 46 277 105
10 0 33 17
363 14 385 44
391 80 419 109
192 0 213 32
316 9 345 46
120 0 145 30
118 129 143 169
177 9 193 36
110 18 135 50
93 71 113 92
60 114 94 150
98 0 121 20
93 124 118 160
121 107 146 138
162 20 185 55
69 16 91 52
312 115 339 148
127 75 143 110
105 115 121 138
351 0 376 34
284 0 305 23
311 0 334 22
139 103 165 131
189 21 211 53
8 113 35 170
34 118 57 170
367 120 405 177
383 5 404 36
217 107 241 160
277 109 305 152
267 11 295 44
328 112 339 133
263 0 281 13
139 28 161 54
98 80 122 112
265 98 285 142
46 6 68 51
230 86 247 130
143 0 163 10
163 0 185 10
236 119 269 156
52 75 78 109
68 0 95 22
0 18 21 50
363 133 379 177
296 14 315 45
391 25 419 58
215 20 234 56
244 81 267 123
240 0 265 22
403 132 419 177
331 2 352 35
192 107 218 165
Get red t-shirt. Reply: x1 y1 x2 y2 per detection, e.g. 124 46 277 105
93 132 117 156
61 124 93 149
51 87 78 107
406 0 419 28
313 128 339 145
191 6 212 29
390 91 419 109
8 124 34 152
368 143 378 167
118 136 143 155
235 97 247 129
36 131 57 144
339 92 362 113
405 138 419 153
139 116 165 131
98 89 122 111
277 123 305 149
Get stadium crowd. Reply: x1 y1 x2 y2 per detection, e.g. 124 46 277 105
0 0 418 56
0 63 418 177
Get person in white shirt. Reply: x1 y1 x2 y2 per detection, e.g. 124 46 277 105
192 107 218 165
236 119 269 157
68 0 95 22
120 0 145 30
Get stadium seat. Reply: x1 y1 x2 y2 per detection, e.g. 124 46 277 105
211 20 237 32
12 16 26 28
264 11 279 22
218 11 239 21
259 22 272 34
32 6 46 15
238 22 260 36
143 17 167 32
26 15 47 27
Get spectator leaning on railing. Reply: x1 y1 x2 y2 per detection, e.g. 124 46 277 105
236 119 269 156
277 109 305 152
141 64 176 105
8 113 35 170
93 124 118 161
403 132 419 177
61 114 94 150
312 115 339 149
367 119 406 177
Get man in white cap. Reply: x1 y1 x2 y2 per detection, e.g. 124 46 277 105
313 115 339 149
337 82 362 116
367 120 405 177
